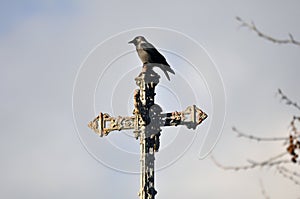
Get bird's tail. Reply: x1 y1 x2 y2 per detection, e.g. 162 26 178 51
159 64 175 81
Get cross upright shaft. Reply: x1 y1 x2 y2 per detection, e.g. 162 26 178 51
134 66 161 199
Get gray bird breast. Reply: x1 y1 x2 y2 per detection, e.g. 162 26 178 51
137 48 150 64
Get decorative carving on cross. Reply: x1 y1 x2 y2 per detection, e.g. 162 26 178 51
88 65 207 199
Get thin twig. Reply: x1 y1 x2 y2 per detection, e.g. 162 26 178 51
259 179 270 199
233 127 288 142
277 166 300 186
247 152 289 165
277 166 300 178
236 16 300 46
277 89 300 111
290 116 300 135
211 152 290 171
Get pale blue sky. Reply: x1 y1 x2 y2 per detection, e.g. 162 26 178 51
1 1 300 198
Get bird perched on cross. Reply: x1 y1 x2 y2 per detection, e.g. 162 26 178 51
129 36 175 80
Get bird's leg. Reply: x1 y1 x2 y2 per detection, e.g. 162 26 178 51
142 63 149 73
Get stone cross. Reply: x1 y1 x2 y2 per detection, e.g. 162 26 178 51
88 66 207 199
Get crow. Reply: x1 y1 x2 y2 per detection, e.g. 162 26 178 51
128 36 175 80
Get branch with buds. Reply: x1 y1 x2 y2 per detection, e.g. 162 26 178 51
211 152 290 171
236 17 300 46
277 89 300 111
276 166 300 186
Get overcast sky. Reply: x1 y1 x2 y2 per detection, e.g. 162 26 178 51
1 1 300 199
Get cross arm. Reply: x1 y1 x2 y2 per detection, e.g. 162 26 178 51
88 112 137 137
88 105 207 137
163 105 207 129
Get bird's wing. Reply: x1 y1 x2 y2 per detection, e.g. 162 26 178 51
140 41 156 51
141 42 175 80
141 42 169 66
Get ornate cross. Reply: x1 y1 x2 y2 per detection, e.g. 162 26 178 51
88 66 207 199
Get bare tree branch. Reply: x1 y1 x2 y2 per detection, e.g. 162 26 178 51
277 89 300 111
232 127 288 142
236 16 300 46
259 179 271 199
286 116 300 163
211 152 290 171
277 166 300 178
277 166 300 186
290 116 300 135
227 18 300 198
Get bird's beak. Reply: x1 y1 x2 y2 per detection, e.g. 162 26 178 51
128 39 134 44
